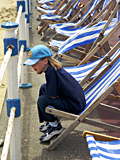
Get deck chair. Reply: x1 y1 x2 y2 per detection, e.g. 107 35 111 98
52 4 120 65
64 42 120 87
36 0 68 15
44 54 120 151
42 0 116 40
38 0 81 20
36 0 56 5
37 0 81 34
83 131 120 160
37 0 60 8
51 18 119 66
49 0 116 41
41 0 104 40
47 0 119 45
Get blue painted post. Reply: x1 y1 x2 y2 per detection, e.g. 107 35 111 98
1 21 21 160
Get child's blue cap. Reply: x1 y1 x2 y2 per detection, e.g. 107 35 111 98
23 44 53 66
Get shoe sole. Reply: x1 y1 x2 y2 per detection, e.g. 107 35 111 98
41 128 63 142
40 123 49 132
40 126 48 132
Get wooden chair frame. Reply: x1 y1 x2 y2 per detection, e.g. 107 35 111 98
57 12 120 66
41 0 105 40
45 56 120 150
37 0 80 34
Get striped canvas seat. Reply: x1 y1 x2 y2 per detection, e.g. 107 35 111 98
48 0 105 29
64 48 120 82
36 2 66 15
86 134 120 160
58 18 118 55
49 18 117 47
37 0 55 4
79 57 120 115
53 0 119 37
40 0 80 20
49 17 118 48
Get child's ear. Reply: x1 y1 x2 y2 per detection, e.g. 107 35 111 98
44 58 48 64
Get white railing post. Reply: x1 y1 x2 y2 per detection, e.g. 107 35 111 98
17 0 32 88
1 21 21 160
1 107 16 160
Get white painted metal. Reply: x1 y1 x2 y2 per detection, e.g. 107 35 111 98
0 48 12 87
3 23 21 160
18 45 24 86
1 107 16 160
21 47 28 84
15 5 23 36
19 3 29 85
10 117 21 160
7 55 19 99
26 22 30 48
25 0 28 14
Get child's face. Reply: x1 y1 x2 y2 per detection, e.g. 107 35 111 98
31 58 48 74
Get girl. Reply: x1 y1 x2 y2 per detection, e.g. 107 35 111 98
23 44 86 142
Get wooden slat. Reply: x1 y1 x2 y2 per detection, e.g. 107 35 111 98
107 94 120 101
98 103 120 114
58 53 80 64
45 108 120 133
114 81 120 95
87 0 114 28
75 0 104 28
78 21 120 65
83 131 120 141
90 1 120 51
79 42 120 87
37 0 66 34
83 55 120 92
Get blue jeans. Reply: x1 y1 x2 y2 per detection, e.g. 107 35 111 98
37 83 79 123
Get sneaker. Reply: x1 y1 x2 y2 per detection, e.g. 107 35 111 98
39 123 63 142
39 121 49 132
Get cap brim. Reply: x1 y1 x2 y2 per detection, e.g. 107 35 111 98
23 58 40 66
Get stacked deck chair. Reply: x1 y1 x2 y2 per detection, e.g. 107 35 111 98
37 0 81 35
50 1 120 65
36 0 56 5
37 0 61 8
45 52 120 151
64 42 120 88
48 0 116 51
40 0 108 40
49 0 116 42
36 0 68 15
83 131 120 160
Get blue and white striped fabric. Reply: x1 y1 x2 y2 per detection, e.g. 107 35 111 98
41 1 63 10
37 0 55 4
86 135 120 160
50 40 63 47
37 3 66 14
41 0 80 20
55 26 85 36
58 18 118 55
41 4 53 10
49 0 103 29
49 0 119 30
64 49 120 82
82 58 120 113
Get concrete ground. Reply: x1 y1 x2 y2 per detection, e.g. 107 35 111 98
0 0 110 159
